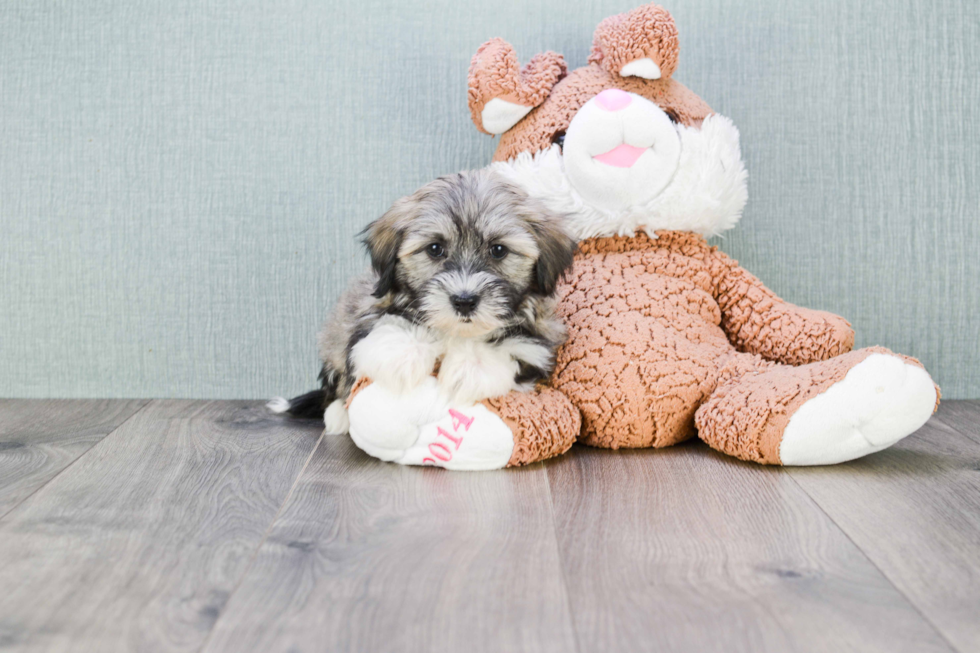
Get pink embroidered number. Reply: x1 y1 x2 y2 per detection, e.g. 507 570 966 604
428 442 452 462
422 409 475 466
437 426 463 450
449 408 474 432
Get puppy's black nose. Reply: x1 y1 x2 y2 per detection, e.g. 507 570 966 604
450 293 479 316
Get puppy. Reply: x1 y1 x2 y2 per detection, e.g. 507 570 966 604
269 168 576 434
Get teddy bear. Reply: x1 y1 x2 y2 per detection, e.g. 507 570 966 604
342 2 939 470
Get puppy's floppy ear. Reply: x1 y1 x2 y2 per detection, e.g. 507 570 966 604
528 208 576 296
361 201 408 298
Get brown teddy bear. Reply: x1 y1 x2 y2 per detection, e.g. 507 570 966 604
343 3 939 470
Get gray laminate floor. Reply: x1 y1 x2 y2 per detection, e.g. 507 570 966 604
0 399 978 653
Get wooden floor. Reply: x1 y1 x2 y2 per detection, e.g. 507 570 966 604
0 400 978 653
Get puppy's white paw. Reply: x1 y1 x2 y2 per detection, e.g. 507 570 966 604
438 340 519 404
780 354 937 466
323 399 349 435
351 318 442 395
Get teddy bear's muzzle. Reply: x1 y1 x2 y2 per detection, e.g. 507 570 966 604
562 90 681 210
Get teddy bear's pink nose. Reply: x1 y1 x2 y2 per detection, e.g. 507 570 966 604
594 88 632 111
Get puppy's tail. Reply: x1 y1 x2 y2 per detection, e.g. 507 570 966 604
267 365 341 419
267 389 326 419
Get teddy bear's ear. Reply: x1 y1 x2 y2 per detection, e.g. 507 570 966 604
467 38 567 135
588 3 679 81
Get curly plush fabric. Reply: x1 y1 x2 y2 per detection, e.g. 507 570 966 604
710 249 856 365
467 38 567 136
489 65 711 162
550 231 857 450
588 3 679 80
480 387 581 467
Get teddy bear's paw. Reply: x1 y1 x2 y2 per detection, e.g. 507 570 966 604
780 354 937 466
346 377 515 469
394 403 515 471
346 377 449 462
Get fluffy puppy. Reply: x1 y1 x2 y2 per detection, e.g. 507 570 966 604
269 168 576 434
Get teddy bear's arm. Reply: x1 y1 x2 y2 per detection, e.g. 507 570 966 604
709 249 855 365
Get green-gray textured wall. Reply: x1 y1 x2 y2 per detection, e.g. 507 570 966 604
1 0 977 399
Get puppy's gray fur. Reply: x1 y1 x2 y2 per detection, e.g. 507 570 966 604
271 168 575 426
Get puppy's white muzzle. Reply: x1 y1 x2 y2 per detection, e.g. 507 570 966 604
563 90 681 212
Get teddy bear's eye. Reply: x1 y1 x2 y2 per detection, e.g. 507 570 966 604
551 131 566 150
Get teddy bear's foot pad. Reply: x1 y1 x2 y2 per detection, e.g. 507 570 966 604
779 354 937 466
346 377 514 470
394 403 515 470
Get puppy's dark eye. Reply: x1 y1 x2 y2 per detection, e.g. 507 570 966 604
551 131 566 150
426 243 446 258
489 244 508 260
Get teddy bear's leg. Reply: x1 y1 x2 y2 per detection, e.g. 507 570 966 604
562 339 741 451
345 378 580 470
695 347 939 465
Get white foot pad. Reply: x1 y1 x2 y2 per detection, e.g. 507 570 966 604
780 354 937 466
347 377 515 470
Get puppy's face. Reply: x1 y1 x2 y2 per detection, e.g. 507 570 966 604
363 170 575 338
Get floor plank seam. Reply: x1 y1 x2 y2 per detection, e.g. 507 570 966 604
782 470 963 653
933 408 980 447
193 428 326 653
542 461 584 653
0 398 151 522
